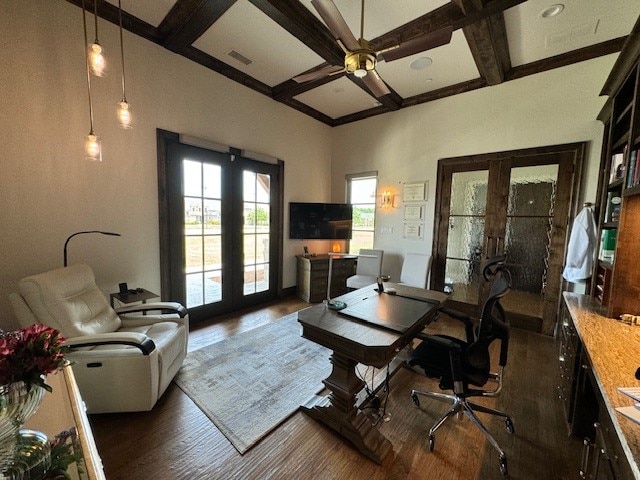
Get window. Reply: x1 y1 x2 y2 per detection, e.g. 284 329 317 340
347 173 377 253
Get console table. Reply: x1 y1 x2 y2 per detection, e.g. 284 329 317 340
296 254 356 303
25 365 105 480
298 283 448 464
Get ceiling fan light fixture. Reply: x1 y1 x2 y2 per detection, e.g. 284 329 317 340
345 50 376 78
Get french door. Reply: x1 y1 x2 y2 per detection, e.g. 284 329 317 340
158 131 281 324
432 144 584 335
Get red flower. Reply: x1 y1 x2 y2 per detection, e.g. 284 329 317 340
0 324 68 392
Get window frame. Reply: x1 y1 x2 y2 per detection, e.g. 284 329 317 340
346 171 378 254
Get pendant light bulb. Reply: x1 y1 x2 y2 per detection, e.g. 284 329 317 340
88 42 106 77
117 100 133 129
85 133 102 162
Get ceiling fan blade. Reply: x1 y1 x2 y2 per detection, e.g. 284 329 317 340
362 70 391 98
311 0 360 52
379 26 453 63
293 64 344 83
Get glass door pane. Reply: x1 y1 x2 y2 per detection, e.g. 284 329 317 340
444 170 489 306
183 160 222 308
500 164 559 320
242 171 271 296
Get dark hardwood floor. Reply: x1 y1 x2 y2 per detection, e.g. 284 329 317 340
89 295 582 479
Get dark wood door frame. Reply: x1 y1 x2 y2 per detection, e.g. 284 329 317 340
157 129 285 323
431 142 585 335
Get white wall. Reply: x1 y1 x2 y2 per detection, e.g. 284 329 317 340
0 0 616 330
0 0 332 329
331 56 616 282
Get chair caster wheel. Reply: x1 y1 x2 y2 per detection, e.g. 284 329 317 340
428 434 435 452
499 455 508 476
505 417 515 434
411 392 420 407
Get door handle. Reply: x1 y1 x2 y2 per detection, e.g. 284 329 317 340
485 236 493 258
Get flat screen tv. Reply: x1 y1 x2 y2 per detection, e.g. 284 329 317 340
289 202 353 240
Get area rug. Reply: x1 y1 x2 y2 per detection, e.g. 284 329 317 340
174 313 331 454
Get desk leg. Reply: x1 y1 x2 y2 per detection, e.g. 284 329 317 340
300 352 394 464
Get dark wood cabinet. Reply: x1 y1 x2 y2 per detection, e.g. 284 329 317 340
593 21 640 319
560 297 634 480
296 255 356 303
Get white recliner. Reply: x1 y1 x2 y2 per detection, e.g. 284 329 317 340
9 263 189 414
346 249 384 290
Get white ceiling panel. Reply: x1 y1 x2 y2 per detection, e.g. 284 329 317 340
505 0 640 67
300 0 450 40
193 0 324 86
294 76 378 119
105 0 176 27
377 30 479 98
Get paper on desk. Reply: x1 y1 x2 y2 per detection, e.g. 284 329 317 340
617 406 640 425
616 387 640 425
618 387 640 403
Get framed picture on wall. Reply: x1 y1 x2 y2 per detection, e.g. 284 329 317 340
404 204 424 221
403 223 423 239
403 181 427 202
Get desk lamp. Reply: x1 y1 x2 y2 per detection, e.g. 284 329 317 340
63 230 121 267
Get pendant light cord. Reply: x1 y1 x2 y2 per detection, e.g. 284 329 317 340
118 0 127 102
82 0 95 134
93 0 99 44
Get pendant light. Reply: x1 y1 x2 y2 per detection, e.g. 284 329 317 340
88 0 106 77
116 0 132 129
82 0 102 161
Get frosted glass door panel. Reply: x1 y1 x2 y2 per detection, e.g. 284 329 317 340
502 164 558 319
445 170 489 304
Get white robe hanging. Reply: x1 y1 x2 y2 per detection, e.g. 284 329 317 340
562 206 597 283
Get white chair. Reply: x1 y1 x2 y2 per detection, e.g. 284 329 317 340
9 263 189 414
346 249 384 290
400 253 432 288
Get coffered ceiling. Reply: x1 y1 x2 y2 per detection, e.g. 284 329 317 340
66 0 640 126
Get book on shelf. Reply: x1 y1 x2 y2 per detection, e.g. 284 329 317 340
627 149 638 188
605 192 622 223
600 229 617 261
634 148 640 187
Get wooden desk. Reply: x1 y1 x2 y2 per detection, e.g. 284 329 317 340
297 283 448 464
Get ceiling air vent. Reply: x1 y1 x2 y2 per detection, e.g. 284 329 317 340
227 50 252 66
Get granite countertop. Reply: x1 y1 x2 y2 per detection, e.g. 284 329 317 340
563 292 640 479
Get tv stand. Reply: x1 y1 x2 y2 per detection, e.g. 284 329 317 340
296 254 356 303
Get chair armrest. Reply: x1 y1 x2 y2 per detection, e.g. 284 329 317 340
115 302 188 317
66 332 156 355
415 332 463 352
438 307 475 343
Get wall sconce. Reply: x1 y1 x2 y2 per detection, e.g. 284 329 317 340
378 190 397 209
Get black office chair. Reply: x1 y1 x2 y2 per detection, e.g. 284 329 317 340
408 264 513 476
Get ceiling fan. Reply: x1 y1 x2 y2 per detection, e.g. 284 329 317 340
294 0 453 98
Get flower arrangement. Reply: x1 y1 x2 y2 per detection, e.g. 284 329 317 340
0 324 68 392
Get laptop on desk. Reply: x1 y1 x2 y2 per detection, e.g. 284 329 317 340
338 292 439 333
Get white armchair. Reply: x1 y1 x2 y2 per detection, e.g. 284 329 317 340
9 264 189 414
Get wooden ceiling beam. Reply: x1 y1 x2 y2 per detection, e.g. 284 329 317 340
158 0 237 52
453 0 512 85
248 0 344 65
65 0 162 44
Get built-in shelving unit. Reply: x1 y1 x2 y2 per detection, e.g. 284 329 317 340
592 20 640 319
